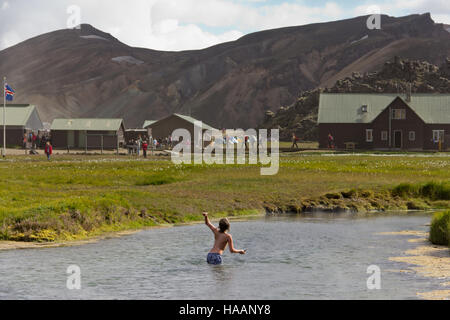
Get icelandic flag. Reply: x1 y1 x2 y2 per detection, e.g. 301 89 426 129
5 84 15 101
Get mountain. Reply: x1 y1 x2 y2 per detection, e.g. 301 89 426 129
261 57 450 141
1 13 450 128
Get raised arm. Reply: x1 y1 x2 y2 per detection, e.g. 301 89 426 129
227 234 246 255
203 212 217 233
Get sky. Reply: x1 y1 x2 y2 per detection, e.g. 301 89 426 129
0 0 449 51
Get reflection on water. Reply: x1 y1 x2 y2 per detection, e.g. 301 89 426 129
0 213 442 300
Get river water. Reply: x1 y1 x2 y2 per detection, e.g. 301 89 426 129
0 214 441 300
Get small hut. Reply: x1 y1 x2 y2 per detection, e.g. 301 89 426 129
50 118 125 151
0 104 43 147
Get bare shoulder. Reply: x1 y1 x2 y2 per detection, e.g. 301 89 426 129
225 233 233 240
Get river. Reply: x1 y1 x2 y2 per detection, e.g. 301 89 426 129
0 213 441 300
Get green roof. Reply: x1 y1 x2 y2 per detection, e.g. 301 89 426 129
51 118 123 131
0 104 37 126
173 114 216 130
143 120 157 128
318 93 450 124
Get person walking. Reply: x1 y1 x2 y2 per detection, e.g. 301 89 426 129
142 141 148 158
292 133 299 149
328 133 334 149
328 133 335 149
32 132 37 150
41 135 47 149
45 142 53 161
23 134 28 149
136 136 142 156
133 139 138 156
36 134 41 150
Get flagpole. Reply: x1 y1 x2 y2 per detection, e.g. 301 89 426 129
3 76 6 158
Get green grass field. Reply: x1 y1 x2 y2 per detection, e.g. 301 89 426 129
0 153 449 242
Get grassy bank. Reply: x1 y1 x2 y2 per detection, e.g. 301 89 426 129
0 154 449 242
430 211 450 247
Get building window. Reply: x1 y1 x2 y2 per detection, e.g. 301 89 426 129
381 131 388 141
366 129 373 142
433 130 445 143
409 131 416 141
392 109 406 120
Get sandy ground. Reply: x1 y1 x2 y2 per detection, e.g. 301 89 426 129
376 231 428 237
416 290 450 300
379 231 450 300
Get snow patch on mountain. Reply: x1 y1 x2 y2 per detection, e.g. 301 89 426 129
351 35 369 45
80 35 110 41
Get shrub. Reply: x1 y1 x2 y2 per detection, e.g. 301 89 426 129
391 183 419 198
392 182 450 200
420 182 450 201
429 211 450 246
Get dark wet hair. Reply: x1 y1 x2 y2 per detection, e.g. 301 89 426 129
219 218 230 233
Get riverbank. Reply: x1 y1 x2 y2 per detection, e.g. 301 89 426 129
0 230 142 251
0 214 265 251
0 154 449 243
380 230 450 300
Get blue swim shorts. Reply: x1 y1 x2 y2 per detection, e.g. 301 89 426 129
207 253 223 265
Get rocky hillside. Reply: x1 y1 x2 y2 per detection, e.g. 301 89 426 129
1 13 450 128
261 57 450 141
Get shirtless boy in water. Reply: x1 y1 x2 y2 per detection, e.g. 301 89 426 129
203 212 246 265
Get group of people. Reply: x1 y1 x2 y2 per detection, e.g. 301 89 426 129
21 132 53 160
127 135 175 157
23 132 50 150
127 136 148 157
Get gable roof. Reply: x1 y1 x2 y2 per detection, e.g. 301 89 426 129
173 114 216 130
318 93 450 124
147 114 216 131
143 120 157 128
0 104 39 126
406 95 450 124
51 118 123 131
